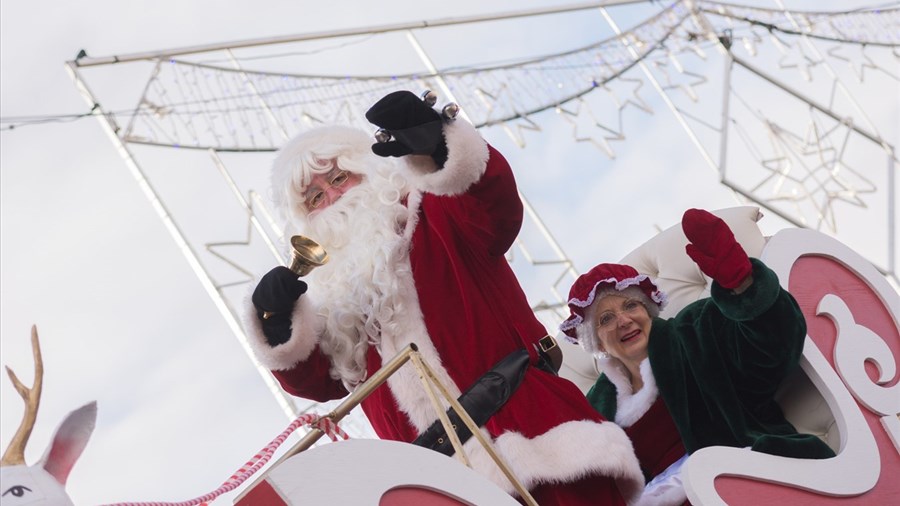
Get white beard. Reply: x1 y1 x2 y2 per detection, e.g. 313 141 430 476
298 174 412 388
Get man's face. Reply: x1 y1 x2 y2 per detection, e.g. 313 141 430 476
302 166 364 212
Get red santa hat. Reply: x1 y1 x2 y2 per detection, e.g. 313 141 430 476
559 263 667 345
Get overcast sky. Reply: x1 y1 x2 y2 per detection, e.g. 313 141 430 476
1 1 897 504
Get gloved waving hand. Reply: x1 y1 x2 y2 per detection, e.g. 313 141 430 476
252 266 308 346
682 208 752 290
365 90 449 168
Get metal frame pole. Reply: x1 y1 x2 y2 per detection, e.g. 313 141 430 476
730 56 884 145
71 0 649 67
717 45 734 181
65 61 300 422
730 53 897 278
207 149 286 264
772 0 897 281
771 0 892 153
597 3 725 178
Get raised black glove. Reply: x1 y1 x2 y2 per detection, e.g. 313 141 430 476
252 266 308 346
365 90 449 167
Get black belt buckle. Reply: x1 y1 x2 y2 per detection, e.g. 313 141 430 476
538 335 557 353
535 335 559 375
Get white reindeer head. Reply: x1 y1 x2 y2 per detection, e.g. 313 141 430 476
1 326 96 505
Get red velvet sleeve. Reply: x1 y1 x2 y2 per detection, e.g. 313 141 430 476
271 347 349 402
432 145 523 256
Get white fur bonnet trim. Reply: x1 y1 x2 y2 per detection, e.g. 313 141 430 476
559 275 667 344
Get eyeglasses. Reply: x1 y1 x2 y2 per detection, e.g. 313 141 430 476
595 299 646 330
304 168 351 210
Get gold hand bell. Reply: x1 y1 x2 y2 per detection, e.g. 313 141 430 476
261 235 328 320
288 235 329 277
262 235 328 320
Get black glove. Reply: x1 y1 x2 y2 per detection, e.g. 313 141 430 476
251 266 308 346
365 90 449 168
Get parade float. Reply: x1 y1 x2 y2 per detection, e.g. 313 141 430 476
229 206 900 504
4 207 898 504
3 1 898 504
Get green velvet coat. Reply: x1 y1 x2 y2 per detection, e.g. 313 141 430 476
587 258 835 460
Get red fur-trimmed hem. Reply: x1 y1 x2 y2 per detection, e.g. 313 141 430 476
463 420 644 503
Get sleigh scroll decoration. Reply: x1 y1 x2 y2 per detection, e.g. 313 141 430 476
680 229 900 506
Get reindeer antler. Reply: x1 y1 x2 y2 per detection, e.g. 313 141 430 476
1 324 44 466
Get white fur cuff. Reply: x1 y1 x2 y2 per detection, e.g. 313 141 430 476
466 420 645 504
402 118 489 196
242 294 321 371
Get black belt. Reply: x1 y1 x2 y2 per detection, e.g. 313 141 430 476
412 336 558 457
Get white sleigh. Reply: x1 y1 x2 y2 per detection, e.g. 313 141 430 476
242 207 898 505
557 206 900 504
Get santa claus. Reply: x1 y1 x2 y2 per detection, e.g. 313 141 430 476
244 91 643 505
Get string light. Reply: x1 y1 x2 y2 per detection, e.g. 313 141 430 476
5 3 896 140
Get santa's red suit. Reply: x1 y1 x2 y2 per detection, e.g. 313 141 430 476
244 119 643 505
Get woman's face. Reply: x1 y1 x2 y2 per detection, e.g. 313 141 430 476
591 295 652 365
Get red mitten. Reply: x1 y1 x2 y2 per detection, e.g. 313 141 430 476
682 208 752 289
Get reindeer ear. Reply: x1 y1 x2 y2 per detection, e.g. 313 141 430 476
39 401 97 485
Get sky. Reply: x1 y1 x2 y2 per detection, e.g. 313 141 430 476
1 1 897 504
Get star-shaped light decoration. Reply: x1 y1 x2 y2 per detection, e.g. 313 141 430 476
768 32 819 82
749 113 876 232
603 76 653 117
468 84 541 147
556 98 616 158
473 83 522 123
826 45 895 84
327 100 358 127
668 26 710 61
554 75 655 159
473 85 504 123
600 76 654 155
299 111 324 127
206 237 257 287
650 53 708 102
204 193 271 289
503 116 543 149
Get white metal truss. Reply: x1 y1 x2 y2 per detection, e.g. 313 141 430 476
66 0 899 436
